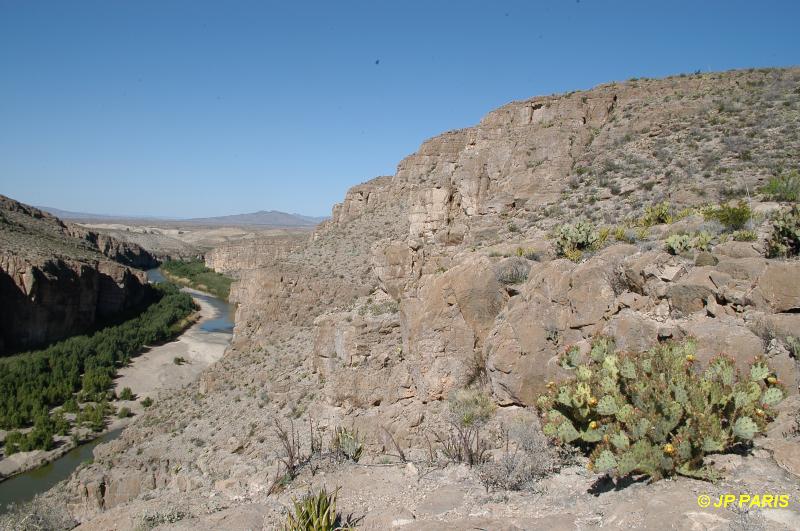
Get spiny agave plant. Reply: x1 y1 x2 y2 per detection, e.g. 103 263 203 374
537 337 785 481
283 487 353 531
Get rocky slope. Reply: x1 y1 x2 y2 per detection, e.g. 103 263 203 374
0 196 157 354
28 67 800 529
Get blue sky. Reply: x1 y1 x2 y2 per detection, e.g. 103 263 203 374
1 1 798 218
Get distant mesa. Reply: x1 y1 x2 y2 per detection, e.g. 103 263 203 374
37 206 328 228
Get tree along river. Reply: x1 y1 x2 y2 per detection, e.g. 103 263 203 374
0 268 234 513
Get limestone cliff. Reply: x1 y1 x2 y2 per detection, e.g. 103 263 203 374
44 68 800 529
0 195 155 354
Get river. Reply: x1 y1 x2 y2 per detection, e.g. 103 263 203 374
0 268 234 513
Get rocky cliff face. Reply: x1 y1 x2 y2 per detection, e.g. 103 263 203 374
46 68 800 529
204 234 307 276
0 196 154 354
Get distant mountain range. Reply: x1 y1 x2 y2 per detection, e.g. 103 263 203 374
37 206 327 228
182 210 327 227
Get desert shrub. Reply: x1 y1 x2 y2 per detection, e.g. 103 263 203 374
515 247 540 260
173 356 187 365
766 206 800 257
554 221 599 261
434 389 495 466
140 397 153 408
693 231 713 251
495 257 531 285
478 413 561 491
0 496 77 530
537 337 785 481
665 231 714 255
665 234 691 255
640 201 673 226
331 427 363 462
786 337 800 358
761 170 800 202
703 201 752 231
612 226 627 241
117 407 132 419
284 487 354 531
732 229 758 241
118 387 135 401
448 389 495 427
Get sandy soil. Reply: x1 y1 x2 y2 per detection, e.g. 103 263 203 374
112 289 231 415
0 289 231 481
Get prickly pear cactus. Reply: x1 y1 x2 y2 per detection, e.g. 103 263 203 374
537 337 785 481
766 205 800 258
554 221 599 257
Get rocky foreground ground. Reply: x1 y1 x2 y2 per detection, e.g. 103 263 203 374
8 67 800 530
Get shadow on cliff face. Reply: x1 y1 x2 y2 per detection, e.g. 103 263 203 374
0 264 152 357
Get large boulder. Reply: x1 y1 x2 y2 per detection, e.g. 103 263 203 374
752 262 800 313
603 310 660 353
486 251 632 406
371 240 421 300
400 256 506 401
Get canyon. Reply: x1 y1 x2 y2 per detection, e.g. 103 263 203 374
3 67 800 529
0 196 157 355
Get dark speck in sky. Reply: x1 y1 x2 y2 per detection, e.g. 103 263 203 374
375 59 380 65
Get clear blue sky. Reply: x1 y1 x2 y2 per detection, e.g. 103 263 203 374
1 1 798 218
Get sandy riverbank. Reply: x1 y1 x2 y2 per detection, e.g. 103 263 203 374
112 289 231 415
0 288 231 482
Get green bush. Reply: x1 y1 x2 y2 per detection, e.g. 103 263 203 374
732 229 758 242
160 260 233 300
640 201 673 226
0 284 194 430
77 401 111 432
118 387 135 401
537 337 784 481
3 414 57 454
761 170 800 202
283 487 353 531
665 231 713 255
703 201 752 231
117 407 132 419
766 206 800 258
140 397 154 408
665 234 691 255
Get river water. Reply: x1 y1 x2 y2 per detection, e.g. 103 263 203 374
0 268 234 513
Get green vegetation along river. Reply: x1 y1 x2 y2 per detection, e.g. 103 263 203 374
0 268 235 514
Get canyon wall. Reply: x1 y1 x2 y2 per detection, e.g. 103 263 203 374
0 196 155 354
50 68 800 528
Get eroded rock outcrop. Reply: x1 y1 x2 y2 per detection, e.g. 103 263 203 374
0 195 153 354
46 68 800 528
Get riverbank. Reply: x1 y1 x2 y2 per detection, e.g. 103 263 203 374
0 287 231 487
